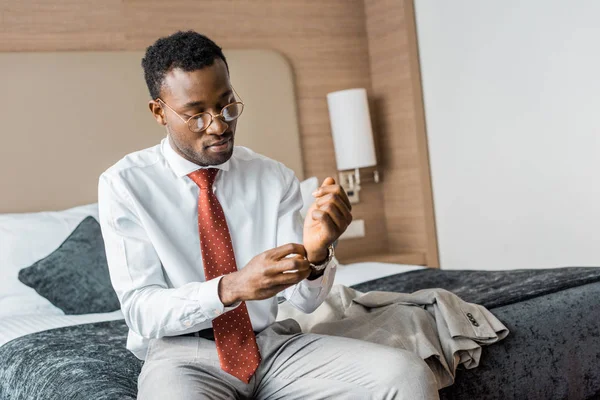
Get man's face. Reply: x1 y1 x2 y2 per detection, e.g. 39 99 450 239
150 58 237 166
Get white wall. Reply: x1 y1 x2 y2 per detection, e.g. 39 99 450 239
414 1 600 270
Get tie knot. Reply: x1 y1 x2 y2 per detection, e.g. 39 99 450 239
188 168 218 189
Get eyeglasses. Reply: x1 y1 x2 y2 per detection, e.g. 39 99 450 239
156 87 244 133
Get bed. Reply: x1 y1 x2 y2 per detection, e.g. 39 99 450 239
1 255 599 399
1 198 599 400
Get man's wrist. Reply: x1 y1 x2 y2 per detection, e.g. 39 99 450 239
307 249 329 265
308 244 334 272
218 273 240 306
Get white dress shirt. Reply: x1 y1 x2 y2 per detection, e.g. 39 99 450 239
98 137 337 360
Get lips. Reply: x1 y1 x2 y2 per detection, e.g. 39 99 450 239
206 136 232 148
208 139 229 147
206 137 232 153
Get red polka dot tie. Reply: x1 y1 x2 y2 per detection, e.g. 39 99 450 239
188 168 261 383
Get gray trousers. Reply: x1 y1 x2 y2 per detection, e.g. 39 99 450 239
137 319 439 400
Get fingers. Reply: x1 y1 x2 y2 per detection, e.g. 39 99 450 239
273 268 311 285
310 191 353 234
310 209 338 235
265 256 311 275
263 259 311 288
314 202 350 232
312 179 352 212
243 246 312 301
316 193 352 224
320 177 336 187
269 243 307 260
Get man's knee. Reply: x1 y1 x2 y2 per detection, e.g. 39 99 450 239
138 360 225 400
374 350 439 399
383 350 434 381
138 361 184 399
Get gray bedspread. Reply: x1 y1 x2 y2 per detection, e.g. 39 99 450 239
0 320 141 400
1 267 599 400
352 266 600 309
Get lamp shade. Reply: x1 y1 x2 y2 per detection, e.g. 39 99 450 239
326 88 377 171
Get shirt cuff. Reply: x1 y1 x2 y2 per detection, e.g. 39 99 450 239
198 276 241 319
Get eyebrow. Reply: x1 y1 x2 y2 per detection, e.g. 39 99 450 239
182 90 233 110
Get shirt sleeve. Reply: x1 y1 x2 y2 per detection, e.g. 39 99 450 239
275 168 337 314
98 174 239 339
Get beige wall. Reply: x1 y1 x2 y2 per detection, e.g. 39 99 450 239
0 0 437 265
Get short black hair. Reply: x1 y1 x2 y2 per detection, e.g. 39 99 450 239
141 30 228 99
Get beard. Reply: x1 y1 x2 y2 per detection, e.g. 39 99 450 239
167 127 235 167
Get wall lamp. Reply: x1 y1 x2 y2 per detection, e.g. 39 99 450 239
327 88 379 204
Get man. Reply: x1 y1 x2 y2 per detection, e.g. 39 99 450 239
98 31 438 399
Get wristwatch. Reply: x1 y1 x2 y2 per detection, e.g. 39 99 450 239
309 244 335 271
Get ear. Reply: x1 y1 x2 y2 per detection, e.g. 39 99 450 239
149 100 166 126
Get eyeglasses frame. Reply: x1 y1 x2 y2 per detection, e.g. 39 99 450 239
155 87 244 133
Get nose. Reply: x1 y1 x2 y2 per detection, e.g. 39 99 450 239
205 115 229 136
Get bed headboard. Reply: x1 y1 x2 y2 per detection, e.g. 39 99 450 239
0 50 303 213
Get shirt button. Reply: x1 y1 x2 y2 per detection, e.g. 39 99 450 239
184 320 191 327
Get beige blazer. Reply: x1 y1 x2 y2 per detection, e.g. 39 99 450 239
277 285 509 389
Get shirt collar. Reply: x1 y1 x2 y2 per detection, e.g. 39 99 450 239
162 136 231 178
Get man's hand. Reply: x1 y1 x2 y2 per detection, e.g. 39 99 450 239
218 243 311 306
303 177 353 263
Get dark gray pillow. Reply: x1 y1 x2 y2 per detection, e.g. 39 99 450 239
18 216 120 314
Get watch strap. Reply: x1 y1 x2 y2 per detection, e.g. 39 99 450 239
309 244 335 271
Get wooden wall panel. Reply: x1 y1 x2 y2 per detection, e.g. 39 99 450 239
364 0 439 266
0 0 388 260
